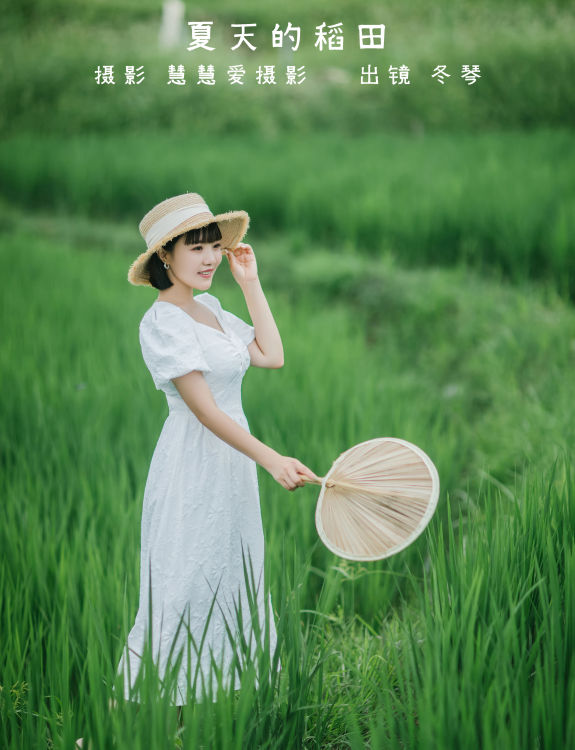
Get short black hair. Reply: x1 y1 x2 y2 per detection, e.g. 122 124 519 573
147 222 223 290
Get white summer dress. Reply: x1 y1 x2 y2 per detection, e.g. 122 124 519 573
114 291 279 705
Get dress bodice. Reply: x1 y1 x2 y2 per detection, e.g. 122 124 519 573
139 292 255 421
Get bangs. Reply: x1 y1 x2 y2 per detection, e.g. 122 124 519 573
183 222 222 245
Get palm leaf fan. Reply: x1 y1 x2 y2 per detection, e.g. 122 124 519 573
301 438 440 561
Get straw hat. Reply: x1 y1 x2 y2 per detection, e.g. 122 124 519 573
127 192 250 286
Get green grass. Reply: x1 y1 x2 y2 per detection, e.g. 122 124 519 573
2 2 573 744
1 129 574 300
2 1 575 136
0 218 573 747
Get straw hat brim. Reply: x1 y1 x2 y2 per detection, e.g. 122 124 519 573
127 209 249 287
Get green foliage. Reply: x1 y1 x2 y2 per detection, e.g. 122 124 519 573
1 129 574 299
1 2 574 134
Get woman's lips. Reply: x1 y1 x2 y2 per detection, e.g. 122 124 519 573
198 270 213 277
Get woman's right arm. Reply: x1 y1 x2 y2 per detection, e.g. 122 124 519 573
172 371 321 491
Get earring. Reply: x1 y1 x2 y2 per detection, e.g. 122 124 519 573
163 261 170 269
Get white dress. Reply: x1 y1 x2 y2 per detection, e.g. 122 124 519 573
114 292 279 705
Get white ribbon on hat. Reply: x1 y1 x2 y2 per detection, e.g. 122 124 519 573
145 203 213 248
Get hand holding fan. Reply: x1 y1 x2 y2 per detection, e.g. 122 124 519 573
300 438 440 561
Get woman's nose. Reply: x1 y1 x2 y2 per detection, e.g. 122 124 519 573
204 245 220 261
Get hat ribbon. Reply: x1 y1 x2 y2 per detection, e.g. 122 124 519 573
145 202 213 249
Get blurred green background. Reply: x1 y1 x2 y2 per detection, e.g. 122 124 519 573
1 1 574 748
2 0 575 294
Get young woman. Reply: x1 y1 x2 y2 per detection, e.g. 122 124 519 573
115 192 320 708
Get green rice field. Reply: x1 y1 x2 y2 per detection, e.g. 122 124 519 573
1 129 574 299
1 0 574 746
0 211 573 746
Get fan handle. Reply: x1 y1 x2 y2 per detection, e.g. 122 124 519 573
297 473 334 488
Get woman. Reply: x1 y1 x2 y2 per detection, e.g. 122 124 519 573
115 192 320 708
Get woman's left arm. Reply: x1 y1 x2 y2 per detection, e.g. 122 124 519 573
226 244 284 369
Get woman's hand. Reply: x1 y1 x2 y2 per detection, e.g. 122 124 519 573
225 242 258 286
265 454 323 491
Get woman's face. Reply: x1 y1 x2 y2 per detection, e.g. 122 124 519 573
163 234 224 290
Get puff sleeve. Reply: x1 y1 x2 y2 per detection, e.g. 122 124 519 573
139 307 212 391
221 308 256 347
